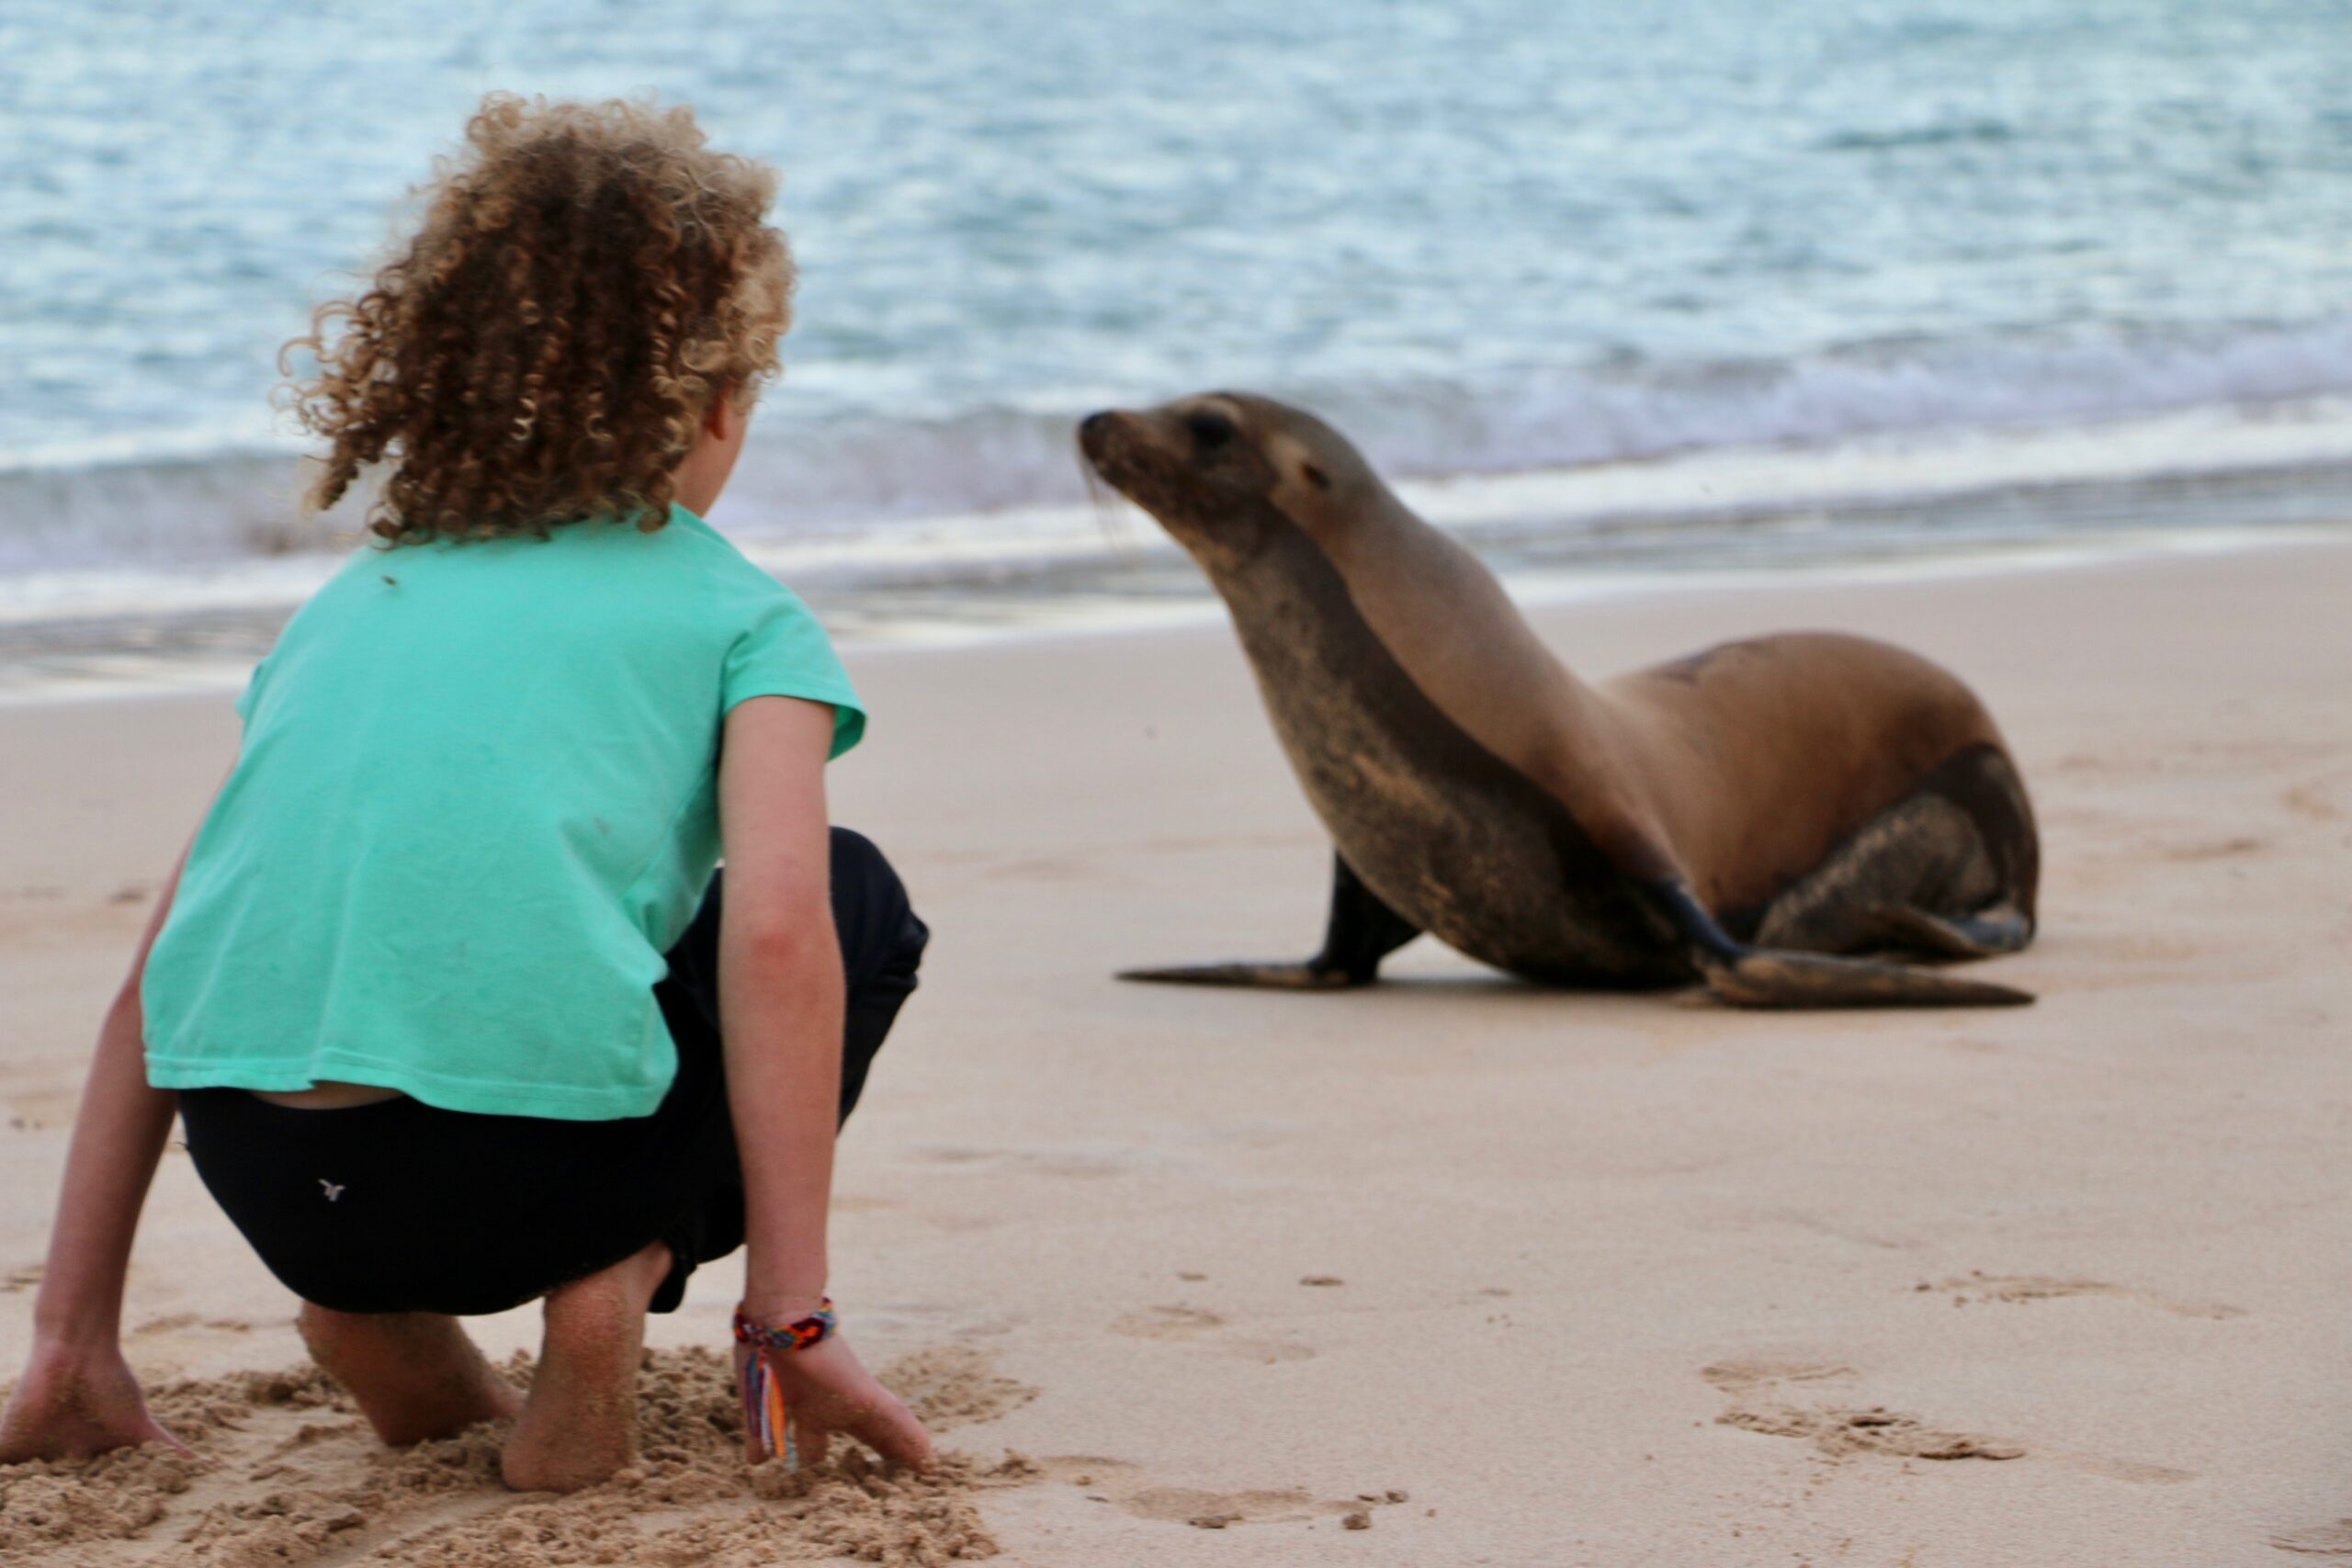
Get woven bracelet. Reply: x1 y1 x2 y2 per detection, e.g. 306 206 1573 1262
733 1298 837 1356
737 1298 836 1461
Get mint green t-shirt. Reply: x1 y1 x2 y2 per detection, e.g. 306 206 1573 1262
141 504 863 1122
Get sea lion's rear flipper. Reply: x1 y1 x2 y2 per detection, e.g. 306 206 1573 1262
1697 951 2034 1009
1869 903 2034 961
1651 883 2034 1009
1119 854 1421 990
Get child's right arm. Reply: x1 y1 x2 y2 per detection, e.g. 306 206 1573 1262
716 696 933 1470
0 840 197 1463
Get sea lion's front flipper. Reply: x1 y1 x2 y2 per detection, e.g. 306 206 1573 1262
1119 854 1421 990
1651 883 2034 1009
1115 961 1357 990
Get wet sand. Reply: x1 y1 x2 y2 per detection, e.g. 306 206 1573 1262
3 538 2346 1564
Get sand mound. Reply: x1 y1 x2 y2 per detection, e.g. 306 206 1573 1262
0 1346 1037 1566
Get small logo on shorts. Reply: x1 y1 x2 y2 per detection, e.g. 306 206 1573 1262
319 1179 345 1201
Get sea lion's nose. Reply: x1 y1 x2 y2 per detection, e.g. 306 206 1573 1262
1080 412 1113 442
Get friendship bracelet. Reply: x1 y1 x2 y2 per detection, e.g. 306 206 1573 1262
733 1297 837 1355
736 1298 836 1464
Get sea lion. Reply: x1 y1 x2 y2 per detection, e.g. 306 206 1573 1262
1078 391 2040 1008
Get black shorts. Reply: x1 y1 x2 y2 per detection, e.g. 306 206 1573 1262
175 828 926 1317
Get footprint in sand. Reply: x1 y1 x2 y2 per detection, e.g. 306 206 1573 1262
1703 1359 2200 1483
2273 1518 2352 1556
1925 1272 2243 1320
1039 1456 1387 1531
1702 1360 2022 1462
1112 1304 1225 1340
1110 1304 1316 1364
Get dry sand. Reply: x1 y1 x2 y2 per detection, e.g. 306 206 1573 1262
3 537 2348 1564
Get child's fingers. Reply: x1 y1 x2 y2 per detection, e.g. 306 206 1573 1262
139 1416 193 1458
851 1394 936 1472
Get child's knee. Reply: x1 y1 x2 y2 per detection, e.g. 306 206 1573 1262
829 828 928 978
827 826 892 897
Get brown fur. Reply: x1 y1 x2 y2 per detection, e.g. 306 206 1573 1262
1607 632 2010 916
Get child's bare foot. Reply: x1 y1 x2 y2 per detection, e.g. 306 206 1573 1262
501 1239 672 1494
296 1303 522 1445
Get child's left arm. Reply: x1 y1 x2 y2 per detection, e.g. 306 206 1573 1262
0 835 197 1463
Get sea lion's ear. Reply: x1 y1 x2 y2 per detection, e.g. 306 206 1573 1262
1265 432 1326 497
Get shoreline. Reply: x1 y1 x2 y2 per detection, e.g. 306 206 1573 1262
3 512 2346 710
13 389 2352 675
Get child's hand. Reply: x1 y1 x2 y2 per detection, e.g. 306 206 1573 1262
733 1333 933 1472
0 1337 188 1464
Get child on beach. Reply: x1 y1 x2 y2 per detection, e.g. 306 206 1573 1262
0 96 934 1490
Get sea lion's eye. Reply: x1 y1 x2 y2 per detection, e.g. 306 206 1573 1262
1300 462 1329 491
1185 409 1238 451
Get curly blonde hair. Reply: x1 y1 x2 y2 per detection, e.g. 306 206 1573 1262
281 94 794 544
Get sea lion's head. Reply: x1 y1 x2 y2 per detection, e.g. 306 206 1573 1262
1078 391 1385 573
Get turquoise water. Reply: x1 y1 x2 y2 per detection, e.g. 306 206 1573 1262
7 0 2352 602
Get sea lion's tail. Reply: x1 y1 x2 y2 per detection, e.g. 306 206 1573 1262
1697 950 2034 1009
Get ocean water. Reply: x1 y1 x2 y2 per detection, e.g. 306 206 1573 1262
7 0 2352 672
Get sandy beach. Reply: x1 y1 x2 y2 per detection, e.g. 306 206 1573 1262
2 536 2346 1565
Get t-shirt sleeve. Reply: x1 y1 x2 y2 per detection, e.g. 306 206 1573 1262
720 585 866 760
